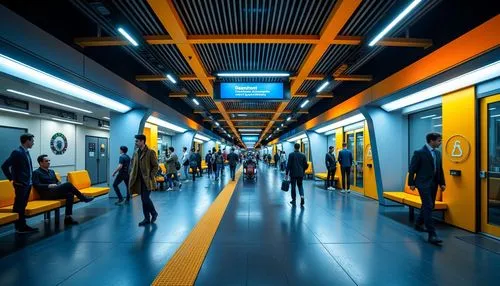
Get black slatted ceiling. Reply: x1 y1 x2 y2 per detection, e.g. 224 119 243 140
173 0 338 35
285 97 305 111
223 101 280 110
297 80 319 94
198 97 218 109
196 44 312 74
183 80 207 93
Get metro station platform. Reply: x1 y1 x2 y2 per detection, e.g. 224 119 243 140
0 164 499 285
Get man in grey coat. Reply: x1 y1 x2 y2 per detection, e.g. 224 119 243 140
165 147 181 191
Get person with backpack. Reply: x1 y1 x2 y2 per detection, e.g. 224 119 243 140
181 146 190 182
205 150 213 178
325 146 337 191
215 150 224 180
165 147 181 191
189 148 198 182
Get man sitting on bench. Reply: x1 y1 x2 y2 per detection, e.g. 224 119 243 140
33 155 94 225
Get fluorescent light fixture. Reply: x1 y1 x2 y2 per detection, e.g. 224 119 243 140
433 124 442 127
344 121 365 132
0 53 131 113
237 114 247 117
420 114 436 119
239 128 261 132
382 60 500 112
489 107 496 111
217 72 290 77
287 133 307 143
316 114 365 133
193 138 204 144
216 141 222 144
277 128 280 131
316 81 329 93
432 116 442 120
324 130 336 136
368 0 422 47
401 97 442 114
6 89 93 114
147 116 187 133
194 134 210 141
0 107 29 115
51 117 82 125
192 98 200 105
103 116 110 120
300 99 310 108
240 133 260 136
215 122 220 126
166 74 177 84
286 116 292 121
281 123 284 127
117 27 139 47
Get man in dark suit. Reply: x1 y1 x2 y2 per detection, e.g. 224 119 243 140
338 143 354 193
286 143 309 206
408 132 446 244
325 146 337 191
1 133 38 233
227 148 239 181
33 155 94 225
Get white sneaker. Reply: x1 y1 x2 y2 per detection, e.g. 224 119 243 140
332 187 336 191
347 189 351 193
341 190 346 193
167 188 173 191
327 187 333 191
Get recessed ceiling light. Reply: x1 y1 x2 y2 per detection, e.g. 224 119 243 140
147 116 187 132
316 81 329 93
300 99 310 108
117 27 139 47
167 74 177 84
192 98 200 105
217 72 290 77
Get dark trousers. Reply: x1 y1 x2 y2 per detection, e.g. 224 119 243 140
341 167 351 190
13 183 31 228
197 164 202 177
290 177 304 201
229 165 236 180
207 163 213 175
191 166 197 181
113 173 130 201
327 168 336 188
140 180 157 221
416 184 438 235
167 172 178 188
39 182 86 216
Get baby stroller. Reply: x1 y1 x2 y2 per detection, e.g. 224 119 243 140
243 157 257 181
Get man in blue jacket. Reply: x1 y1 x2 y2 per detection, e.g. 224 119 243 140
408 132 446 244
338 143 354 193
1 133 38 233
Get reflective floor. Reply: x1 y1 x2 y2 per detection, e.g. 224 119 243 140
0 173 232 286
198 164 500 286
0 165 499 285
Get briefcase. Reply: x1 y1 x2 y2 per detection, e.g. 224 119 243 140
281 180 290 192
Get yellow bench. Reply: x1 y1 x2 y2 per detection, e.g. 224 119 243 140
304 162 313 178
0 213 19 226
314 172 340 188
156 163 166 189
189 160 209 173
0 180 62 219
67 170 110 197
383 174 447 220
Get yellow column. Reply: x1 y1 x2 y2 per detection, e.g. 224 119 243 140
442 86 476 232
144 123 158 155
363 122 378 200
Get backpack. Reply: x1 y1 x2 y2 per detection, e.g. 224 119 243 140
175 160 181 170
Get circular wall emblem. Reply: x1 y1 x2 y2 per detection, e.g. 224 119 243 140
445 135 470 163
50 132 68 155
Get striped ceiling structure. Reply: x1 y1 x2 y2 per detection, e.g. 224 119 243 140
67 0 443 147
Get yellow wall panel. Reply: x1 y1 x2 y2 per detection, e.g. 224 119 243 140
363 122 378 200
335 128 344 182
144 123 158 155
442 86 476 232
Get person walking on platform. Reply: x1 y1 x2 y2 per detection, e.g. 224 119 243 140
274 152 280 168
215 150 224 180
189 148 198 182
1 133 38 234
227 148 239 181
181 147 190 182
409 132 446 245
33 155 94 225
280 151 287 172
286 143 309 207
196 149 202 177
211 147 217 177
338 143 354 193
325 146 337 191
112 146 131 204
206 150 213 178
165 147 181 191
129 134 159 226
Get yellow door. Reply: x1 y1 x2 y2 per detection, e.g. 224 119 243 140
344 128 364 194
480 94 500 238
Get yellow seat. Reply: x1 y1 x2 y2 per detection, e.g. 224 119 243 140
67 170 109 197
382 192 408 203
305 162 313 175
0 213 18 225
403 195 448 210
0 201 61 216
315 173 328 180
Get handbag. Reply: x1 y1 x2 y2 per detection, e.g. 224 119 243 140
281 179 290 192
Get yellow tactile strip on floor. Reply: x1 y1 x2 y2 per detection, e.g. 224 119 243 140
152 167 243 286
